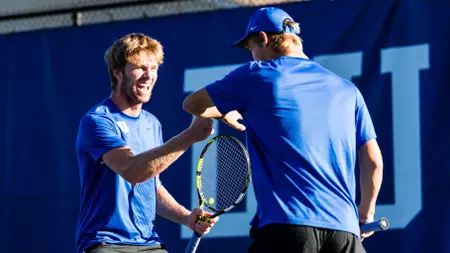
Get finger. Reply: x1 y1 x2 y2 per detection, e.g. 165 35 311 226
232 122 246 131
203 228 211 235
194 227 205 235
196 228 210 235
197 216 215 225
365 232 374 237
202 211 216 218
198 222 214 230
209 216 219 223
195 224 210 234
200 213 217 223
197 219 215 227
196 226 213 235
361 232 373 239
195 208 204 216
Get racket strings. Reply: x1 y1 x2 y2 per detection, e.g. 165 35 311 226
201 138 249 211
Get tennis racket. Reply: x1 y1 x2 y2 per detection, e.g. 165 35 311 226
361 217 390 233
184 135 251 253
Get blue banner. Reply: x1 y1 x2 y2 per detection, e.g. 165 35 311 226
0 0 448 252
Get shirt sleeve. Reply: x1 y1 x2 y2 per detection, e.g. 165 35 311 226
204 63 253 114
355 88 377 148
78 113 127 162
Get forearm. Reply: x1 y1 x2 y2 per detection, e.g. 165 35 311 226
123 132 194 184
156 183 190 226
183 88 221 118
359 158 383 218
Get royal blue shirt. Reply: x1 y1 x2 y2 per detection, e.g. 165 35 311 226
75 98 163 253
205 56 376 237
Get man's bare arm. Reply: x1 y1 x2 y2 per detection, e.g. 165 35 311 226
103 117 213 185
358 139 383 221
156 180 191 226
183 89 246 131
183 88 222 118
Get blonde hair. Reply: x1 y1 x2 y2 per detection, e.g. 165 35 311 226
104 33 164 90
248 19 302 53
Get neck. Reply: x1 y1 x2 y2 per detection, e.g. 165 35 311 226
284 51 309 59
110 91 142 117
273 45 309 60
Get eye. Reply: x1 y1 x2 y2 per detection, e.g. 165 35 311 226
148 65 158 72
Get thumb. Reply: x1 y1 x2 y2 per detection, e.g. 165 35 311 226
195 208 204 217
236 123 246 131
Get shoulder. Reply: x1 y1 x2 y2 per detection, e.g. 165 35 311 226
311 61 360 95
79 100 117 129
246 60 271 72
226 61 261 76
220 61 267 83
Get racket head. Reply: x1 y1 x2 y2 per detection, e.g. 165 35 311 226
195 135 251 214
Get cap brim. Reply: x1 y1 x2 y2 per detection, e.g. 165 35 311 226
231 34 249 48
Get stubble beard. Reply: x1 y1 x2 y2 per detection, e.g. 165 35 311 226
121 74 145 106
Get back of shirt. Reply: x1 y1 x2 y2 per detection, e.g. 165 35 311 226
75 98 164 253
205 56 376 237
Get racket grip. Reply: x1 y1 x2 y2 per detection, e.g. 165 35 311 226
184 232 202 253
361 217 390 233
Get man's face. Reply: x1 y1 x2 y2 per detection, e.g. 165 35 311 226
119 51 159 105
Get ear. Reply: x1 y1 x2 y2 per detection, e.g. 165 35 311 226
113 69 123 84
258 31 269 47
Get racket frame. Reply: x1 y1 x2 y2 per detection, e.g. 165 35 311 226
185 135 251 253
195 135 251 216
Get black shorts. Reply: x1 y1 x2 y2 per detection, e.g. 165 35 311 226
83 243 168 253
248 224 366 253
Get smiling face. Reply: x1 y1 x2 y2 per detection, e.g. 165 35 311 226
116 51 159 105
105 33 164 107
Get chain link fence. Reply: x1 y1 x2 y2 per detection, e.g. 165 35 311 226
0 0 308 34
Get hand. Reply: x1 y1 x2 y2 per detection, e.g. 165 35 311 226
186 208 219 235
185 117 214 143
358 207 375 241
221 110 246 131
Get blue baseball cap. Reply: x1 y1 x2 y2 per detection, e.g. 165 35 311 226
232 7 300 48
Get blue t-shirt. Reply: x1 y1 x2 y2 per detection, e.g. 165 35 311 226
75 98 164 253
205 56 376 237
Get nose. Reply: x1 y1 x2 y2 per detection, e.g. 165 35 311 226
142 68 155 80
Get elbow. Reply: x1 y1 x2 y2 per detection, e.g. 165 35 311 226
182 95 197 115
183 94 206 116
359 154 384 181
375 160 384 178
372 156 384 172
358 140 383 173
120 161 157 185
122 172 155 185
364 159 383 172
121 168 141 185
375 160 383 171
363 159 384 179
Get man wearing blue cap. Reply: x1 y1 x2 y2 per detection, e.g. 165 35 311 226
183 7 383 253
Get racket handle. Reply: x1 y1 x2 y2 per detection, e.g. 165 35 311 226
184 231 202 253
361 217 390 233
